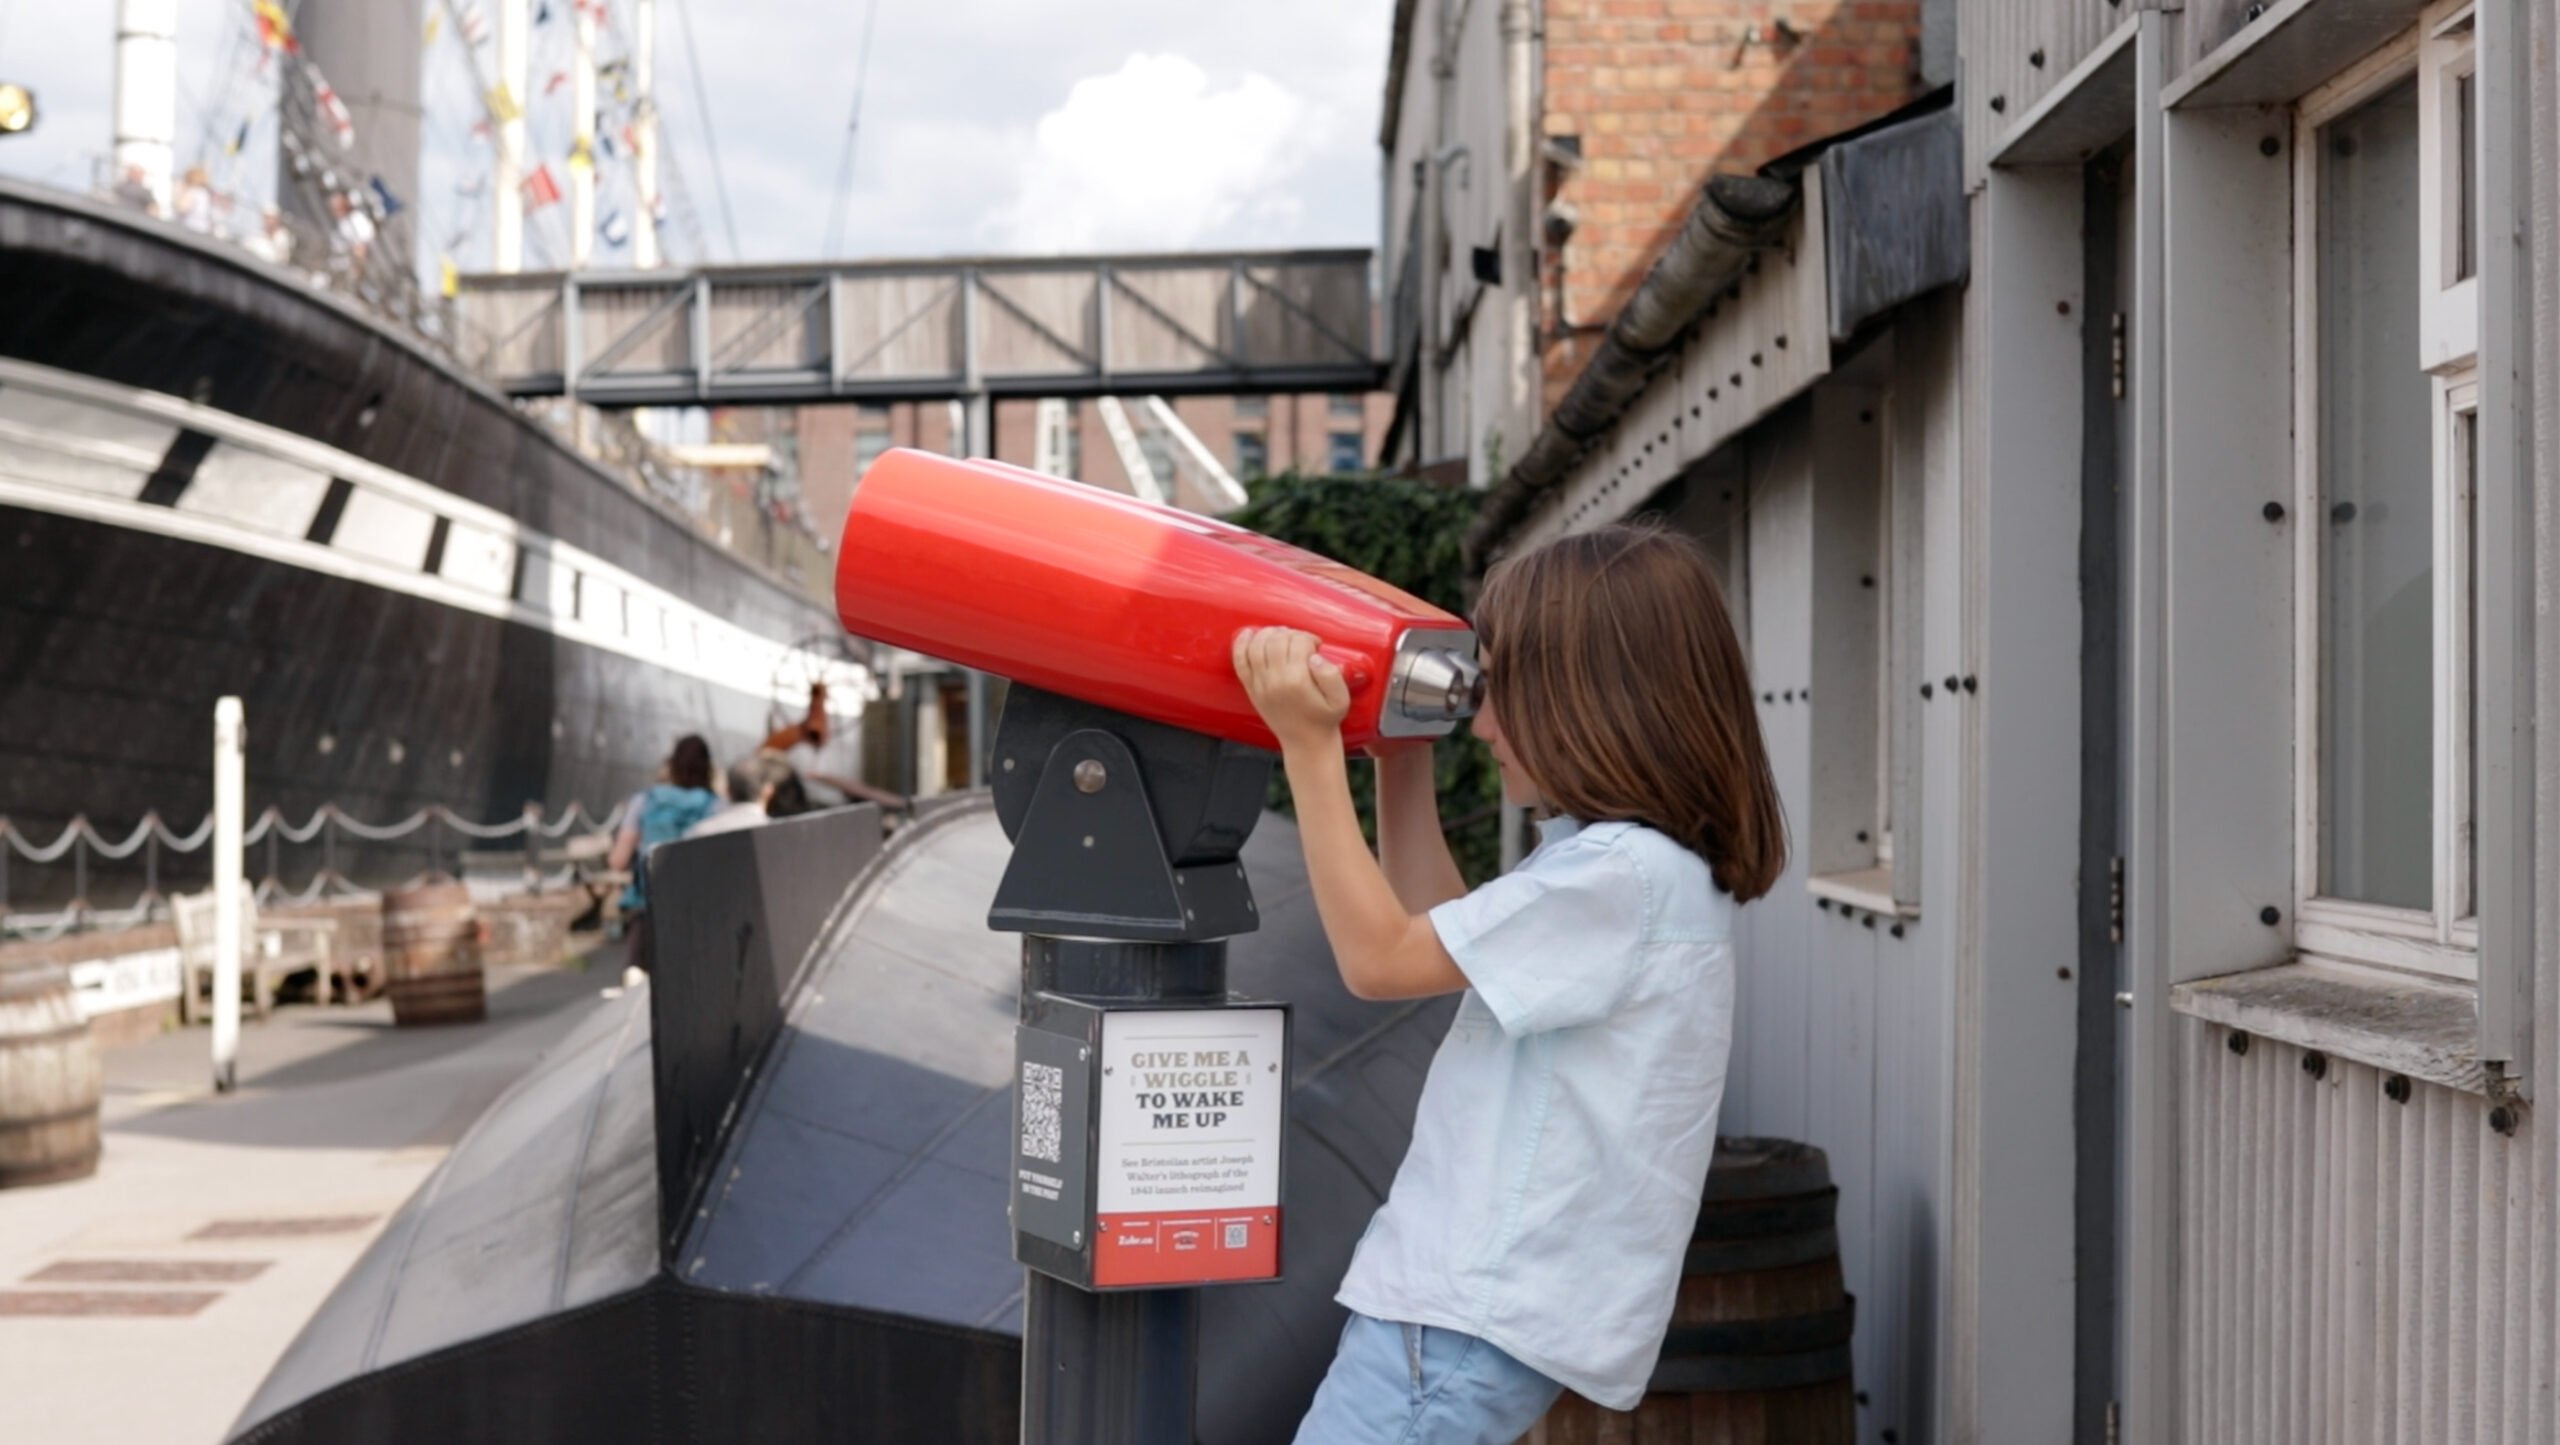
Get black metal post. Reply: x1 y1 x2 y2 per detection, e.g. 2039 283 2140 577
1019 936 1225 1445
145 813 160 906
265 822 282 894
71 821 88 930
0 819 11 928
321 806 338 886
1022 1275 1202 1445
987 687 1278 1445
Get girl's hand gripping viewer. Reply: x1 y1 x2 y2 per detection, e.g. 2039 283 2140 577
831 449 1482 755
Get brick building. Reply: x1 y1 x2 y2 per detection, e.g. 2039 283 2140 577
1379 0 1935 481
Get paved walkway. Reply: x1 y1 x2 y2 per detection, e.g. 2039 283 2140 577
0 954 623 1445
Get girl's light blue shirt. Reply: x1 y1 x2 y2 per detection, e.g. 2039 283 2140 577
1334 816 1737 1410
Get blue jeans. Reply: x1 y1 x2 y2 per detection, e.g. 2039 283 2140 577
1292 1312 1565 1444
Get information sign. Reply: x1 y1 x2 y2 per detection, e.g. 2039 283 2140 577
1091 1006 1286 1287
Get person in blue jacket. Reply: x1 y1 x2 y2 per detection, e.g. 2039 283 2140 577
609 734 719 976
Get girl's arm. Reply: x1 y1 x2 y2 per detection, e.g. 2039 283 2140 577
1235 629 1469 1002
1373 746 1468 913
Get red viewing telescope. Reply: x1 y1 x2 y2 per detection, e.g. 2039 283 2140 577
832 450 1482 754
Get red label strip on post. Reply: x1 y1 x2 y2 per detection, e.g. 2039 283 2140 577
1093 1209 1282 1288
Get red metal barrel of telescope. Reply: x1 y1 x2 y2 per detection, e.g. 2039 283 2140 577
833 450 1469 754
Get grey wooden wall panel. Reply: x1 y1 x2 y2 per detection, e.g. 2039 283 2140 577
1961 0 2135 182
2159 102 2296 985
703 283 825 373
976 272 1097 377
582 285 697 376
1108 269 1229 372
464 280 565 377
1967 163 2085 1443
837 276 963 381
1741 417 1817 1146
1818 912 1883 1421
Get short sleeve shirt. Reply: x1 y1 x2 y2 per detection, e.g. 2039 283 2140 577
1334 817 1737 1409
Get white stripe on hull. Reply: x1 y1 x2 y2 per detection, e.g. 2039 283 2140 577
0 356 866 717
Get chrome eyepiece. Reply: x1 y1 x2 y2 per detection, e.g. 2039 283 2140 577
1392 647 1484 726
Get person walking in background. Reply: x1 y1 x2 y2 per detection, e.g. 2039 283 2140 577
110 163 158 216
687 752 796 838
173 166 216 234
1235 524 1784 1443
241 205 294 266
609 734 719 979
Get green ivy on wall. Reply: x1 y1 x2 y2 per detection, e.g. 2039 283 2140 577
1228 470 1508 885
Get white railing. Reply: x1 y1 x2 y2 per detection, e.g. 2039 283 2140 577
0 798 627 944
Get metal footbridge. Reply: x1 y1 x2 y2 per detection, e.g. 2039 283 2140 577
455 248 1382 410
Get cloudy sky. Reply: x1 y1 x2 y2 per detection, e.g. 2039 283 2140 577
0 0 1392 270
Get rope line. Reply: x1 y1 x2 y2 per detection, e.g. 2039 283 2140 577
1 800 623 861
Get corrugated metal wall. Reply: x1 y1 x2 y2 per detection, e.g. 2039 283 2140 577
2179 1022 2555 1445
1956 0 2127 180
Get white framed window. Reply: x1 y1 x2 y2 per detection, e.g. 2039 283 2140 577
2291 19 2481 981
2416 3 2477 370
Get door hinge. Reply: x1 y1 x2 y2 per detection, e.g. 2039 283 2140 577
2109 312 2127 400
2106 1398 2122 1445
2108 856 2126 945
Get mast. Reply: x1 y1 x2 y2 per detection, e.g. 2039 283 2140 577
283 0 423 267
570 0 597 267
493 0 529 271
633 0 660 268
111 0 177 213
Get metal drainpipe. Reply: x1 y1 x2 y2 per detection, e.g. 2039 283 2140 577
1501 0 1538 485
1417 0 1454 464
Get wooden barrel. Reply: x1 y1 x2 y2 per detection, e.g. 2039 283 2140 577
0 963 103 1188
383 880 485 1026
1530 1136 1854 1445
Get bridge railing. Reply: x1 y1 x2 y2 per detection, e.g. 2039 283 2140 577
457 249 1383 407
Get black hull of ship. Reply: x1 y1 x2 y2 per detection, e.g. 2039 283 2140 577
2 505 791 901
0 182 855 906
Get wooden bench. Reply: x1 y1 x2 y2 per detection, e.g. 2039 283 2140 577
171 885 342 1023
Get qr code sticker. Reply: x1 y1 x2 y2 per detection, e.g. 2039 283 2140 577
1223 1222 1249 1249
1020 1060 1064 1163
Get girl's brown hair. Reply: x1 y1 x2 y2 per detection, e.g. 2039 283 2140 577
1474 523 1787 901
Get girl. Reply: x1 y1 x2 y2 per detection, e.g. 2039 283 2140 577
1233 523 1784 1444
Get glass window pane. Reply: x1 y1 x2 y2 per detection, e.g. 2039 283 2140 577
2456 71 2476 283
2461 407 2477 916
1327 431 1365 472
2318 79 2434 910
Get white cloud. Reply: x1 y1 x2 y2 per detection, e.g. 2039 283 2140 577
988 53 1322 254
0 1 1396 266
